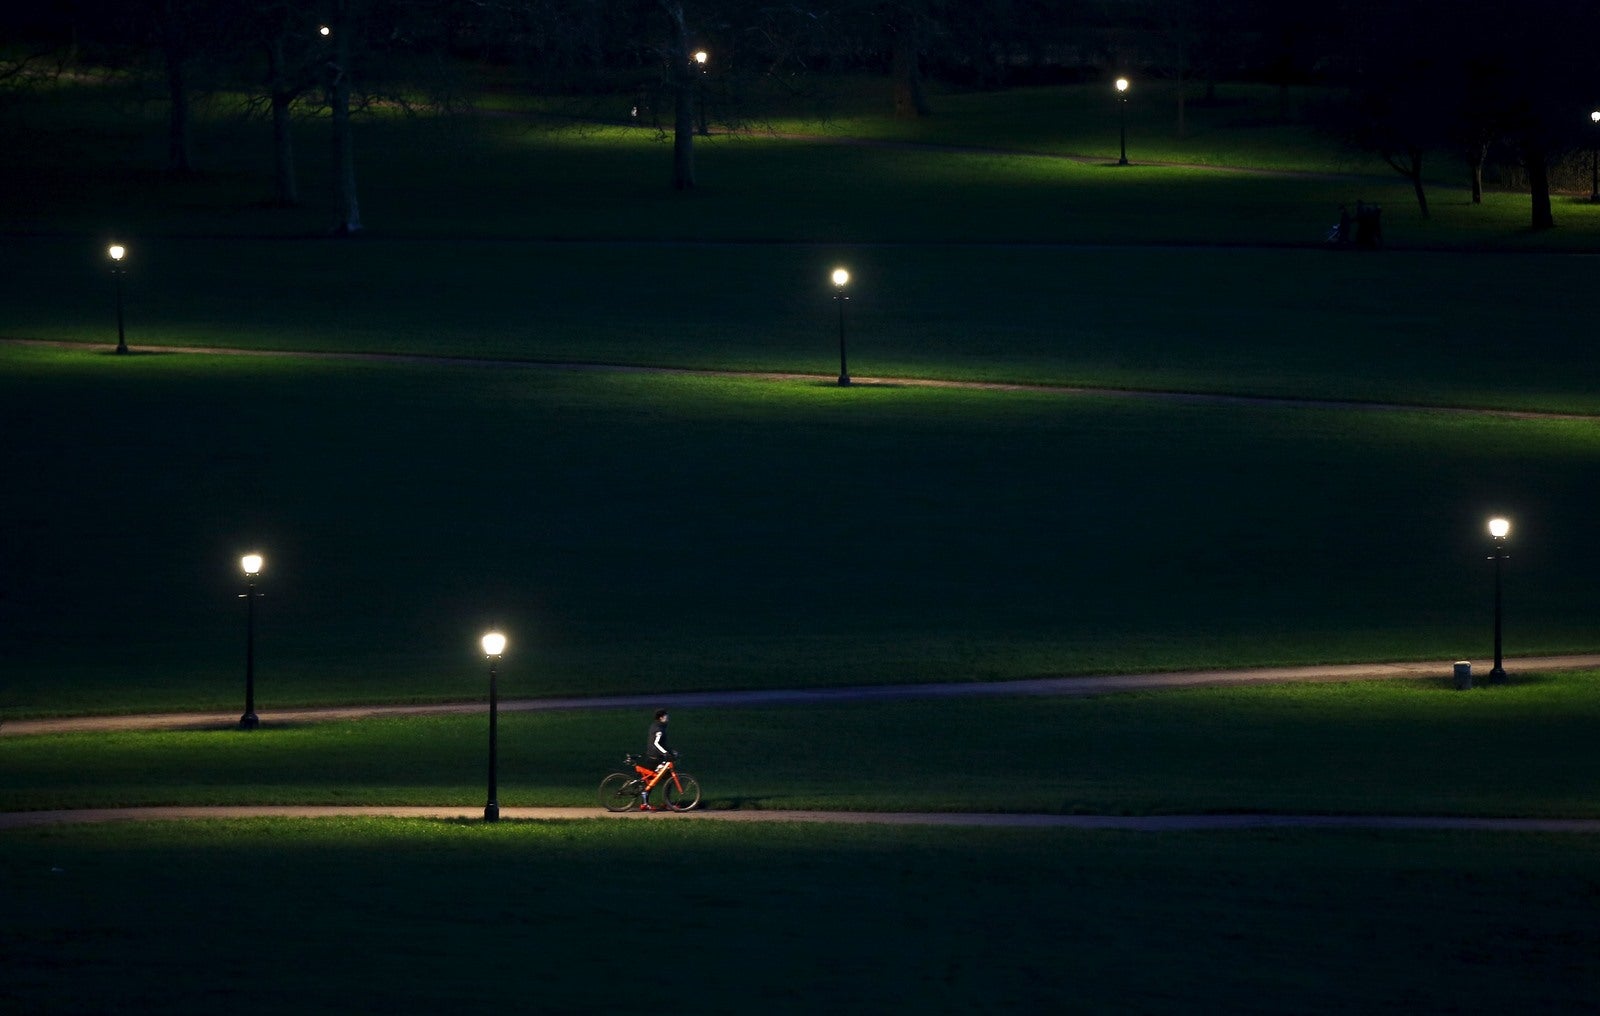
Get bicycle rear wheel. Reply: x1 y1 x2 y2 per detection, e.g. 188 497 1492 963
663 773 700 811
599 772 639 812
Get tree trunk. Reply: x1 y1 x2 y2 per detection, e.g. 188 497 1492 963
162 31 193 173
328 9 361 235
891 17 930 119
272 90 299 207
1410 160 1429 220
266 39 298 206
1383 148 1429 220
660 1 695 190
1173 26 1188 139
1468 143 1486 205
1525 140 1554 230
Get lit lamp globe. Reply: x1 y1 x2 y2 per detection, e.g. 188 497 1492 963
1115 78 1129 94
108 244 126 263
481 631 507 657
694 50 707 66
832 268 849 288
1488 518 1510 540
241 553 264 577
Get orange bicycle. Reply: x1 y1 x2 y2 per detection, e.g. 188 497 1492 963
599 753 701 812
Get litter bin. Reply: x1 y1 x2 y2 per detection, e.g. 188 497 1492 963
1453 661 1472 691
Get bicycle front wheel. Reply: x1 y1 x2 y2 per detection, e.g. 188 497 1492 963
663 773 701 811
599 772 639 813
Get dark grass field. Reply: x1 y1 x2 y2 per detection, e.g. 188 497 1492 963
3 817 1597 1014
4 344 1598 715
5 68 1600 1015
6 236 1600 412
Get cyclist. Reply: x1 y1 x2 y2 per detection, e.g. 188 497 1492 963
639 709 677 811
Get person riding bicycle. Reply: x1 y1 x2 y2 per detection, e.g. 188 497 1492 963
639 709 678 811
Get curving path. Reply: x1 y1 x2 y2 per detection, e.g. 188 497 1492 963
5 656 1600 833
4 805 1600 833
7 654 1600 738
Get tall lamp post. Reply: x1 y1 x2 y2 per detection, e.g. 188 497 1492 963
832 267 851 386
480 631 507 822
1589 111 1599 203
694 50 709 136
108 244 128 355
1115 78 1130 166
239 554 264 729
1487 518 1510 685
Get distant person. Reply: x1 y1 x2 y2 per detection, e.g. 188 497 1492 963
640 709 678 811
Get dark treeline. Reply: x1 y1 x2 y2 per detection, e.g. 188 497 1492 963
3 1 1596 227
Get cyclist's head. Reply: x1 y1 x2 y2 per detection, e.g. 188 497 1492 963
654 709 669 722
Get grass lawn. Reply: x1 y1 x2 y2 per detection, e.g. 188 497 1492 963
5 70 1600 1015
5 78 1600 249
6 237 1600 413
2 818 1596 1014
5 674 1600 817
3 346 1599 716
8 651 1599 1013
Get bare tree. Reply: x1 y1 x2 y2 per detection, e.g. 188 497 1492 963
247 4 330 207
885 1 931 118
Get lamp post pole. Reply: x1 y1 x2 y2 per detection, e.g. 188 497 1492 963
481 632 506 821
832 268 850 386
108 245 128 355
1487 518 1510 685
239 554 263 729
1590 111 1599 203
694 50 709 136
1116 78 1130 166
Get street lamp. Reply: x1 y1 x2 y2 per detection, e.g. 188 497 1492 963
480 631 507 821
1589 111 1599 203
107 244 128 355
693 50 709 136
1487 518 1510 685
1115 78 1130 166
239 554 264 729
831 267 851 386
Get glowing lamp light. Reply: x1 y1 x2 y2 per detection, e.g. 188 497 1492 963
108 244 126 262
1592 111 1599 124
319 25 330 36
1488 518 1510 539
694 50 707 66
481 631 507 657
241 553 264 577
1115 78 1129 93
831 268 850 288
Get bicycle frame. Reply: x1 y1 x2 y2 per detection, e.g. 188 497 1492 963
634 760 683 795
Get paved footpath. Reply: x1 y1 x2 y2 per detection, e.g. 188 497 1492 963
7 656 1600 832
7 654 1600 738
4 805 1600 833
